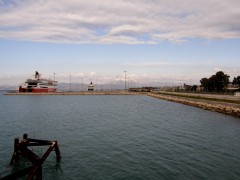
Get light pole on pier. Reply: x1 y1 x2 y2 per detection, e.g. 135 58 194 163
53 72 56 92
82 76 84 92
124 70 126 92
96 79 98 91
69 75 72 92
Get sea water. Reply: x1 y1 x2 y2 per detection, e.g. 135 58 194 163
0 92 240 179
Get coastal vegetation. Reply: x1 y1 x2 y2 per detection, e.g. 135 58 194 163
199 71 240 93
200 71 230 92
233 76 240 86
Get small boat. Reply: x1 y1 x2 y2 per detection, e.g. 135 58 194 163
19 71 57 93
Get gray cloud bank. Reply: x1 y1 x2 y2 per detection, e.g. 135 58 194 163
0 0 240 44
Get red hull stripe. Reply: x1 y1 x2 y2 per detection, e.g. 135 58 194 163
19 88 56 93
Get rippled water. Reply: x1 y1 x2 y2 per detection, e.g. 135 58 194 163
0 92 240 179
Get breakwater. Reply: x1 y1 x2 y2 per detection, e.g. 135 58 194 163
4 91 143 96
148 93 240 119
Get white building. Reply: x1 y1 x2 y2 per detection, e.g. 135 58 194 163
88 82 94 91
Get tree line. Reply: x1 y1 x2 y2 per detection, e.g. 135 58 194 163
200 71 240 92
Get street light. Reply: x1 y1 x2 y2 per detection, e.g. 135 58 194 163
81 76 84 92
124 70 126 92
53 72 56 92
69 75 71 92
96 79 98 91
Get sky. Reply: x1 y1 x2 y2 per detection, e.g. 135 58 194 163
0 0 240 87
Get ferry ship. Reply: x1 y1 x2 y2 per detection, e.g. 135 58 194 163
19 71 57 93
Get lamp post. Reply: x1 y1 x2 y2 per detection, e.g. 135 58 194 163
82 76 84 92
124 71 126 92
96 80 98 91
69 75 71 92
53 72 56 92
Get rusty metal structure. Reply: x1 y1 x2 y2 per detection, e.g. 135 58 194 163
1 134 61 180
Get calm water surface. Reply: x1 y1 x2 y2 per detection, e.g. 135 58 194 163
0 92 240 179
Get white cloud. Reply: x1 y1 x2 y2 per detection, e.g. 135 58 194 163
124 62 190 66
90 71 96 77
213 66 240 79
214 67 221 72
76 73 85 77
0 0 240 44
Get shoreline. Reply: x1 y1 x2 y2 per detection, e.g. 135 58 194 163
4 91 240 119
148 93 240 119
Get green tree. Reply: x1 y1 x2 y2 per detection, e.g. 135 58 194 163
191 85 198 92
233 76 240 86
200 78 210 91
200 71 230 92
214 71 229 91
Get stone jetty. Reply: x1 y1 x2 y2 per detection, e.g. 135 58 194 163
148 93 240 119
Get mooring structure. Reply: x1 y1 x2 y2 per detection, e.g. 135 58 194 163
1 133 61 180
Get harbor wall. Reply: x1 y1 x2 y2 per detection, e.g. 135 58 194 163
148 93 240 119
4 91 144 96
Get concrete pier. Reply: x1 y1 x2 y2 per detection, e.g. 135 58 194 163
4 91 240 119
4 91 144 96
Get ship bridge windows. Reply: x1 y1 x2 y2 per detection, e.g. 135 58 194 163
28 83 38 86
27 86 36 89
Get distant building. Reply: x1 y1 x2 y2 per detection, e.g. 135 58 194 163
178 84 192 91
129 87 154 92
176 84 202 92
227 84 239 92
88 82 94 91
196 85 204 92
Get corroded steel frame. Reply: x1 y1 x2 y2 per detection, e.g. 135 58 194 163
1 134 61 180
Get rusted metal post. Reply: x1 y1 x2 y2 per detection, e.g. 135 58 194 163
4 134 61 179
54 141 61 161
36 165 42 180
27 164 41 180
23 133 28 140
10 138 19 164
19 146 39 163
